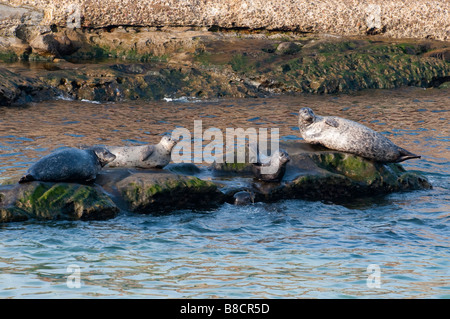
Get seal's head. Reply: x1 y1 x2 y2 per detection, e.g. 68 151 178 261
233 190 255 205
91 146 116 167
298 107 316 127
160 135 178 151
267 149 290 167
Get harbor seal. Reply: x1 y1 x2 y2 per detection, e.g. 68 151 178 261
298 107 421 163
233 190 255 205
107 135 177 169
19 146 116 183
252 149 290 182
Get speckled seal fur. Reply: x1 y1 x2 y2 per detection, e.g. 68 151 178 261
252 149 290 182
19 146 116 183
298 107 421 163
107 135 177 169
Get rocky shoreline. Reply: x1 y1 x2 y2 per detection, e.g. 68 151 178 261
0 142 431 223
0 28 449 105
0 1 449 105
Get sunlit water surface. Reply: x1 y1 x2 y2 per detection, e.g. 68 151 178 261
0 87 449 298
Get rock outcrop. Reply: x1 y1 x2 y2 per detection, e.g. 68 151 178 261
1 34 449 105
0 181 119 222
0 1 449 105
0 142 432 223
103 170 222 213
210 142 431 202
2 1 449 41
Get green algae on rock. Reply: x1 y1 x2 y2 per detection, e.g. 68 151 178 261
207 142 431 203
0 182 119 223
210 161 254 175
116 171 223 213
285 152 431 200
1 27 449 105
0 67 59 105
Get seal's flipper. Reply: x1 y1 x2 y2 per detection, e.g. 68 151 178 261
397 148 421 163
140 145 155 161
325 118 339 128
19 174 35 183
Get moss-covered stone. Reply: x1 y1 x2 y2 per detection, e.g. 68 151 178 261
311 153 379 182
265 150 431 201
439 81 450 89
397 172 432 190
2 29 449 105
265 40 450 93
116 171 223 213
209 142 432 202
0 182 119 223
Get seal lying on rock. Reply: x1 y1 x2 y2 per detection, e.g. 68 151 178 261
252 149 290 182
19 146 116 183
107 135 177 169
298 107 421 163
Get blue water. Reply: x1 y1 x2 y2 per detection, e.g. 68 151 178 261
0 87 449 298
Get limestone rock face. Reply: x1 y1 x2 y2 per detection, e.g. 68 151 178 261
0 182 119 223
3 0 449 41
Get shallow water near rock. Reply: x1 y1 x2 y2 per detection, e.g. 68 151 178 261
0 86 449 298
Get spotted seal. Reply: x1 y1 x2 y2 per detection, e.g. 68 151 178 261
19 146 116 183
107 135 177 169
298 107 421 163
252 149 290 182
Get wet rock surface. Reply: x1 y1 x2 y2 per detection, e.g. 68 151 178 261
210 142 431 203
0 142 431 223
100 169 223 213
0 26 449 105
0 181 119 223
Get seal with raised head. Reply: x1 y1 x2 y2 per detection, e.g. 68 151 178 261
298 107 421 163
107 135 177 169
252 149 290 182
19 146 116 183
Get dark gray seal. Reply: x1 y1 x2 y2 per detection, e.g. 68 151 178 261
298 107 421 163
19 146 116 183
233 190 255 205
107 135 177 169
252 149 290 182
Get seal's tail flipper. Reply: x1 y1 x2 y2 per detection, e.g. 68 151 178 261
18 174 34 183
397 148 421 162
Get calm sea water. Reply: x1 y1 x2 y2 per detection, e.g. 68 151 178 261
0 87 449 298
